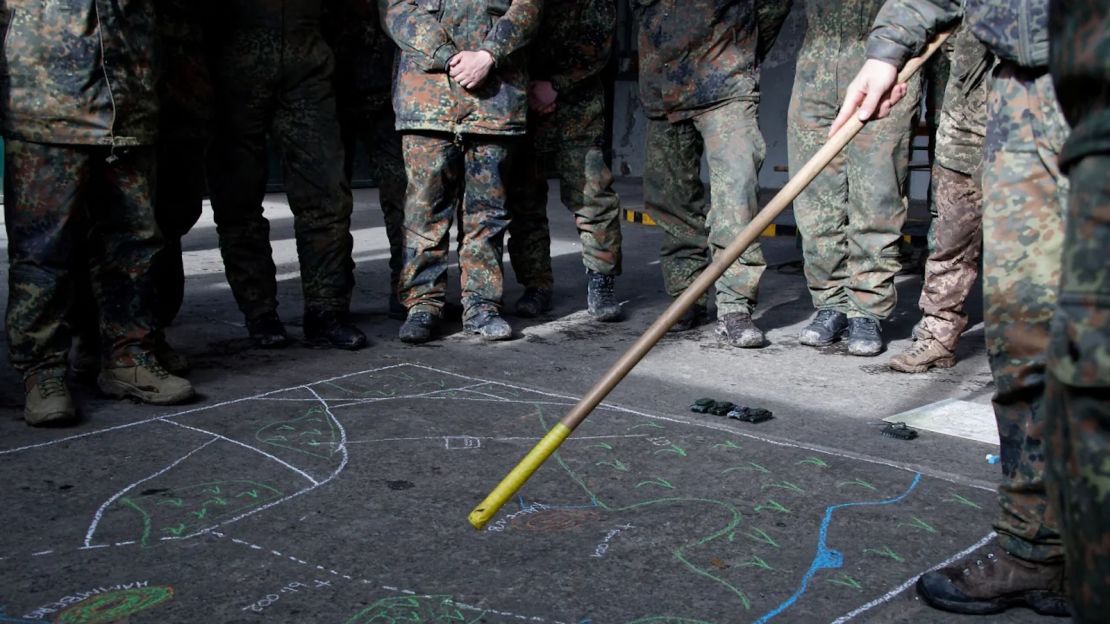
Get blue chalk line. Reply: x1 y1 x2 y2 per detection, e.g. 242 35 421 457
752 473 923 624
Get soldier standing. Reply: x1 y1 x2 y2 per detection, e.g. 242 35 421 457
206 0 368 350
790 0 921 357
889 24 991 373
2 0 195 425
834 0 1070 615
381 0 542 344
505 0 624 323
1046 1 1110 620
632 0 790 348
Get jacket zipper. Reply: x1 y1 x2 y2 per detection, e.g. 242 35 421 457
93 0 121 160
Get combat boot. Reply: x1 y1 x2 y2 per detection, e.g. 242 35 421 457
798 309 848 346
514 287 553 318
846 317 884 356
668 303 708 333
24 372 76 426
247 311 290 349
916 542 1070 616
98 356 195 405
586 270 623 322
889 338 956 373
151 332 190 377
304 310 368 350
398 310 441 344
464 309 513 341
715 312 766 348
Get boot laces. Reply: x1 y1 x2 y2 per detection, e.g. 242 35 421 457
141 356 171 379
38 376 67 398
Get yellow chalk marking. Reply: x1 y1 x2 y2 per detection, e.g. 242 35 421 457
467 423 573 530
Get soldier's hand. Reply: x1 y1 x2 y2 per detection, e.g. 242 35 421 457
529 81 558 115
449 51 495 90
829 59 907 136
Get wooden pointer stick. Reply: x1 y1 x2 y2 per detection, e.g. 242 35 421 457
468 30 952 530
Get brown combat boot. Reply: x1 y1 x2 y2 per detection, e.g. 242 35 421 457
24 372 77 426
98 356 195 405
889 337 956 373
916 542 1070 616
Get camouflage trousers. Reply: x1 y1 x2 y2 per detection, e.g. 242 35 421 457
339 97 407 293
207 35 355 320
399 132 514 318
983 65 1068 563
507 140 623 289
1045 154 1110 620
917 165 984 350
151 138 205 329
644 100 766 315
4 140 161 377
788 46 919 320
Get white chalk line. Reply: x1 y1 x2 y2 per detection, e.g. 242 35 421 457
158 418 321 486
342 433 648 446
831 532 996 622
83 437 219 547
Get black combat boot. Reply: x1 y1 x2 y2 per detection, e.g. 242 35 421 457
304 310 368 350
464 308 513 341
716 312 765 348
916 541 1070 616
586 270 623 322
247 311 290 349
798 309 848 346
514 287 553 318
846 317 883 356
668 303 708 333
398 310 441 344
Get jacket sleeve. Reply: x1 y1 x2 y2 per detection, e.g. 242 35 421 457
755 0 793 62
866 0 962 68
380 0 459 71
480 0 543 67
548 0 615 94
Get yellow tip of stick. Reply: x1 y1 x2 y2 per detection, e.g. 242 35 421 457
468 423 574 530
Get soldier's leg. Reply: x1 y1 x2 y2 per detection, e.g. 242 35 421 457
152 138 206 329
983 68 1067 563
4 141 90 379
692 99 766 317
507 139 555 290
367 104 409 297
458 137 513 319
1045 153 1110 621
555 142 622 278
399 132 463 316
643 118 710 305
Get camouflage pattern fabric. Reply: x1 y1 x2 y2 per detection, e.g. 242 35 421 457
981 64 1068 563
788 0 919 321
381 0 542 136
644 100 766 315
206 10 356 320
398 132 514 319
4 141 161 377
0 0 158 146
1045 3 1110 619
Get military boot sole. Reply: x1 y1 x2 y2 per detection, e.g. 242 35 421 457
847 341 885 357
798 328 846 347
588 306 624 323
97 375 195 406
889 355 957 374
25 405 77 427
915 577 1071 617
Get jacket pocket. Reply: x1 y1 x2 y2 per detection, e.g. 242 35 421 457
487 0 511 16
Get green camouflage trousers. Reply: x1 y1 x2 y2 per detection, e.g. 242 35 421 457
399 132 514 319
1046 153 1110 620
788 42 919 320
207 33 355 320
507 140 623 289
4 141 161 376
339 98 407 292
983 65 1068 563
644 99 766 315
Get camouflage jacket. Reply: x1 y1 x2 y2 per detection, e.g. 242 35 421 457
799 0 885 44
323 0 397 108
1050 0 1110 170
631 0 789 121
381 0 542 136
158 0 214 141
0 0 159 146
867 0 1050 70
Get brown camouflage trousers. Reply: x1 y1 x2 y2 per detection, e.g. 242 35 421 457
788 41 919 320
1045 154 1110 621
207 33 355 320
399 132 514 319
982 65 1068 563
507 140 623 289
4 141 161 377
339 98 407 293
917 165 984 350
644 100 766 315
